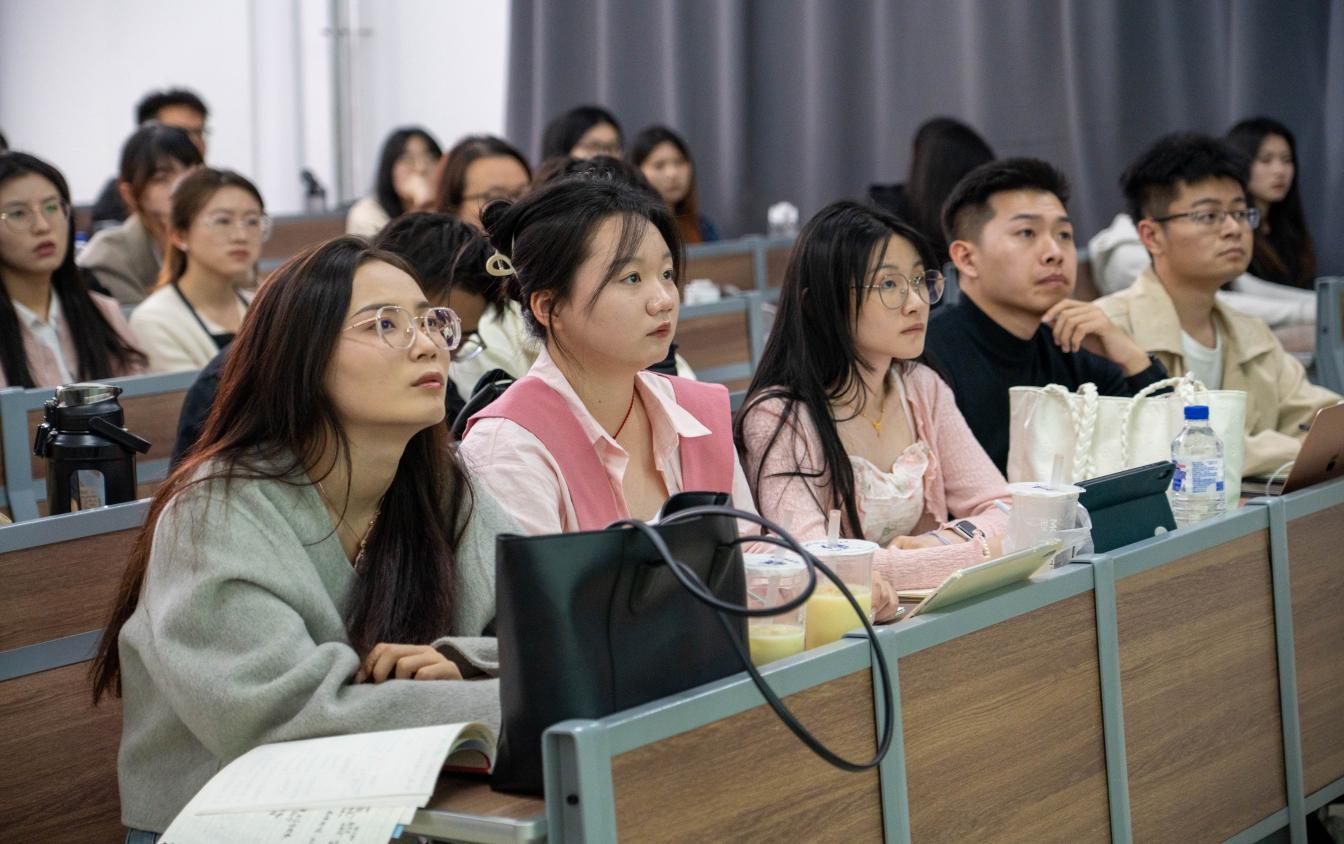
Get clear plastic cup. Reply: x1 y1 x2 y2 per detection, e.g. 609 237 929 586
743 553 808 665
1005 482 1086 565
801 538 878 648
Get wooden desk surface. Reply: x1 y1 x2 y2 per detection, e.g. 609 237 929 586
1115 530 1286 842
421 776 545 818
900 591 1111 842
1287 506 1344 795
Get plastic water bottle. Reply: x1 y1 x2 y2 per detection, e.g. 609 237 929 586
1170 405 1226 527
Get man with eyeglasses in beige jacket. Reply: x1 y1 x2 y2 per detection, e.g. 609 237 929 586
1097 133 1340 479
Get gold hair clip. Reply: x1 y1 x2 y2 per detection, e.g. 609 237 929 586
486 250 516 278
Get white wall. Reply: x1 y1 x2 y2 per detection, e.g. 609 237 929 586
0 0 509 214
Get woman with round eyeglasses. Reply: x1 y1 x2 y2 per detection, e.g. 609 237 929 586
94 235 517 838
735 201 1013 619
130 168 271 371
0 151 146 388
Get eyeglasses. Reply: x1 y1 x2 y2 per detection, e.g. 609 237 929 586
201 212 273 243
345 305 462 351
1151 207 1261 230
454 330 487 361
0 198 71 233
861 270 945 310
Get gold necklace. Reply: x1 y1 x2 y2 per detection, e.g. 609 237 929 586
315 479 382 570
858 384 889 435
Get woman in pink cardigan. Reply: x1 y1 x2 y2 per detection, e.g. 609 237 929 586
735 202 1010 620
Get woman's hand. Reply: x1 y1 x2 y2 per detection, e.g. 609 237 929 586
892 530 962 550
871 577 899 622
355 643 463 683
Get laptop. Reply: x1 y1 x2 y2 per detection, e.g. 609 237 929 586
1077 461 1178 553
1241 402 1344 495
902 539 1061 620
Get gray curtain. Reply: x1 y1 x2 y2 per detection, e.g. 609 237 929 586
507 0 1344 273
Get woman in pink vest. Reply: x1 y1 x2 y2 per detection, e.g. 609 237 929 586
735 202 1011 621
459 176 754 534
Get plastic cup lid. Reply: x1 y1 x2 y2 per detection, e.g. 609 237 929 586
743 552 807 576
802 537 880 556
1006 482 1086 497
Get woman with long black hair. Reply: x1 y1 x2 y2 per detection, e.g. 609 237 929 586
91 236 515 837
0 151 145 388
1226 117 1317 289
735 202 1010 620
346 126 443 237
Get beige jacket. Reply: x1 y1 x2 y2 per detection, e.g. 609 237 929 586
77 214 162 305
1097 267 1341 477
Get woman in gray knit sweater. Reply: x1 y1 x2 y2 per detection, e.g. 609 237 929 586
91 236 518 838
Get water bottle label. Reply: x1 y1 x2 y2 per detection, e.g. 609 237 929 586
1173 459 1223 494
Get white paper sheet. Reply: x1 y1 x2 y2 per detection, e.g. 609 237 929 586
190 724 474 815
161 805 407 844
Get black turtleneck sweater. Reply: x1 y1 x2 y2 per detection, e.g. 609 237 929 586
924 295 1168 472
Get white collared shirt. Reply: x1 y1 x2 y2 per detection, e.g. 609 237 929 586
13 293 75 384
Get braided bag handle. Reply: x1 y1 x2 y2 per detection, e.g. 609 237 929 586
1120 373 1208 463
1039 382 1098 481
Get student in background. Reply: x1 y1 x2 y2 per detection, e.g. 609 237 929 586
91 88 211 229
923 158 1167 472
130 168 265 372
870 117 995 267
736 202 1008 615
629 125 719 244
79 124 204 305
1097 133 1340 478
376 212 533 401
92 236 515 837
1225 117 1317 289
460 177 751 535
346 127 442 237
432 135 532 230
539 105 623 160
0 152 145 388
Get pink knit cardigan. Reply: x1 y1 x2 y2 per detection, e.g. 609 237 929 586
738 363 1011 611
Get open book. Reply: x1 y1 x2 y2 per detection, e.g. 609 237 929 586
162 722 496 844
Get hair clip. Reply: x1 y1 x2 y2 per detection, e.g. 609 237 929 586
486 250 516 278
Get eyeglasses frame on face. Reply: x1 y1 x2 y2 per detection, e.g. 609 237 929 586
0 198 71 233
344 305 463 352
576 140 622 157
860 270 946 310
453 329 488 361
200 212 274 243
1150 207 1261 230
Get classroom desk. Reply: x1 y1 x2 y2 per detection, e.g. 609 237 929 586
402 477 1344 843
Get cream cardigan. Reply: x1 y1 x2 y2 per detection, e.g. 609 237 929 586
129 284 253 372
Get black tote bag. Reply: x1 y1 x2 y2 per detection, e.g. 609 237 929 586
490 493 893 795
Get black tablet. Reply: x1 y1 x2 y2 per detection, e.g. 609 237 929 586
1078 461 1178 553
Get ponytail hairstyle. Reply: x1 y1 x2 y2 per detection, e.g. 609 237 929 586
157 167 265 288
734 201 937 539
477 174 682 354
0 152 146 386
92 236 471 702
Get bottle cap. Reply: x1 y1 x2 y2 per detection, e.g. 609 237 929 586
1184 404 1209 420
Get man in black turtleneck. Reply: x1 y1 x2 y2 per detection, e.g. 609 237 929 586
924 158 1167 472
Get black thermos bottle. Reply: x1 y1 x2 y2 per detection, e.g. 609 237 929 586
32 383 150 515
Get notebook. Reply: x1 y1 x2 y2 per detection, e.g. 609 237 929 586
161 722 495 844
902 539 1061 620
